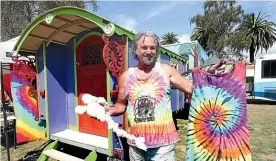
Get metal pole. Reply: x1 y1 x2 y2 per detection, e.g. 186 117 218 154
0 62 11 161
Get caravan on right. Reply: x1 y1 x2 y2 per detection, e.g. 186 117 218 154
246 54 276 101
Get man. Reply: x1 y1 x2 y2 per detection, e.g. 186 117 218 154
105 31 225 161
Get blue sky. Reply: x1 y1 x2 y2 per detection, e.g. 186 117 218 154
87 1 276 55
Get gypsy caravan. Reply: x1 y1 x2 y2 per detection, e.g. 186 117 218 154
11 7 188 160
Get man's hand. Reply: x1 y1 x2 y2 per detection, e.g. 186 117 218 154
103 104 114 115
207 60 227 74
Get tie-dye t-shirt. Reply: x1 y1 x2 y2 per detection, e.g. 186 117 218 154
185 61 252 161
125 62 178 148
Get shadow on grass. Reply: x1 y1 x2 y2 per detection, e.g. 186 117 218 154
247 98 276 105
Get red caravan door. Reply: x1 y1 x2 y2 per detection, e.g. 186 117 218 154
76 35 108 137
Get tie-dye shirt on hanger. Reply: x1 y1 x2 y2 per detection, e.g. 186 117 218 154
185 61 252 161
125 62 178 148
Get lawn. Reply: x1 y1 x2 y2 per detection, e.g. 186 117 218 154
1 99 276 161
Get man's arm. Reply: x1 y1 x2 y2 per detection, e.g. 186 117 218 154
107 71 128 116
163 64 193 94
163 60 226 94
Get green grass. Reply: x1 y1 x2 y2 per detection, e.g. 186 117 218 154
0 139 50 161
1 102 276 161
246 103 276 161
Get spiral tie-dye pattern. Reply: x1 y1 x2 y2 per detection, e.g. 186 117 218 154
185 62 252 161
125 62 178 148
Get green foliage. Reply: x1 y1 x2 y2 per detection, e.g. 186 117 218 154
161 32 180 45
190 1 276 62
240 12 276 62
190 1 245 58
1 1 98 41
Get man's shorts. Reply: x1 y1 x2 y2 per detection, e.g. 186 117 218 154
129 144 175 161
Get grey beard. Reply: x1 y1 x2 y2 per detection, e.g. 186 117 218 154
143 56 156 65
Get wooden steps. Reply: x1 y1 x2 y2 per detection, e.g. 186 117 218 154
50 129 109 155
43 149 84 161
37 139 98 161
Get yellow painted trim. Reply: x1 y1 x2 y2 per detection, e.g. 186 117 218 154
177 90 179 111
124 35 129 70
123 35 129 132
43 42 50 138
76 32 103 46
106 67 113 156
68 125 78 131
35 54 41 120
158 49 161 62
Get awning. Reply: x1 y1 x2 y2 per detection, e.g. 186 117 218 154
13 7 134 54
13 6 187 62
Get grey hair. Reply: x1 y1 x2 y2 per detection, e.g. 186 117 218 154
131 30 160 59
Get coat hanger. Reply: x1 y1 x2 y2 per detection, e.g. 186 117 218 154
181 54 235 76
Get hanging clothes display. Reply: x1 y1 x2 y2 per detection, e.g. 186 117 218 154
185 61 252 161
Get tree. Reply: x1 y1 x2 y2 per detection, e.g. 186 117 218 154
161 32 180 45
190 27 209 52
239 12 276 63
190 1 245 58
1 1 98 41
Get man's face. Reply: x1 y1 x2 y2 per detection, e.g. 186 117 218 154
136 36 157 66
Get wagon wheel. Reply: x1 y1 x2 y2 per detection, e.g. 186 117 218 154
102 34 125 80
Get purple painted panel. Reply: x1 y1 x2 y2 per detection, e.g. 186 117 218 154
66 38 77 126
178 61 184 110
161 53 178 110
46 43 68 134
171 88 177 112
179 61 184 73
179 91 184 110
161 53 170 65
37 44 46 119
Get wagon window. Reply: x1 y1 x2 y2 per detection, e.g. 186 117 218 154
262 59 276 78
81 44 102 66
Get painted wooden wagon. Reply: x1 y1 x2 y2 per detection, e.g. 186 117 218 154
10 7 188 161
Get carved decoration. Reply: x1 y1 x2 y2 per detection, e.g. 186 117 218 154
102 34 125 80
12 57 36 87
80 43 102 66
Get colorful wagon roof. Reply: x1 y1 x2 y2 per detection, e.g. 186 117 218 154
13 7 187 62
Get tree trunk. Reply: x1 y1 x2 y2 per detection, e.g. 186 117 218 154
249 40 255 63
194 45 199 67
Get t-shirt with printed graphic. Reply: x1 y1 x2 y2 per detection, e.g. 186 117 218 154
185 61 252 161
125 62 178 148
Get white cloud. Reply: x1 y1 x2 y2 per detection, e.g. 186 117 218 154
242 43 276 62
255 43 276 58
266 43 276 54
144 3 176 21
113 14 137 32
178 34 191 43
